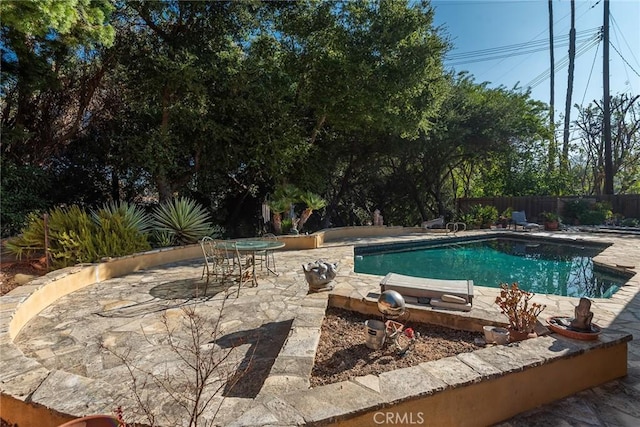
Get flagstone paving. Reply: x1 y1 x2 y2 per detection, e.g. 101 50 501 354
1 230 639 426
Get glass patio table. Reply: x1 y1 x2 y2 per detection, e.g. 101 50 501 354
216 240 285 285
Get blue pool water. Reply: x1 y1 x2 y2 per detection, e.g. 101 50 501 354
354 237 627 298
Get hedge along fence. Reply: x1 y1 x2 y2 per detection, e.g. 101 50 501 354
456 195 640 223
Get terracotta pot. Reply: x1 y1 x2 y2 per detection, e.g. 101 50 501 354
544 221 559 231
57 415 120 427
508 328 536 342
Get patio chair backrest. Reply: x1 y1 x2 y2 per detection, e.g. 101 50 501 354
511 211 527 224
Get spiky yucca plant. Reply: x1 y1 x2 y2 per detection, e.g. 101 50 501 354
92 201 153 235
151 197 214 246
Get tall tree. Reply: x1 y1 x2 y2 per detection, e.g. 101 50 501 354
279 0 448 143
1 0 115 164
361 74 548 226
111 1 245 201
574 94 640 194
277 0 449 226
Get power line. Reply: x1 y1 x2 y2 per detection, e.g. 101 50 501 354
445 27 599 62
527 38 600 89
610 42 640 79
580 39 600 106
525 31 602 89
609 12 638 97
446 34 598 66
471 0 592 81
611 13 640 70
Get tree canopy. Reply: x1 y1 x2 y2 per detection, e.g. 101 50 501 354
2 0 637 237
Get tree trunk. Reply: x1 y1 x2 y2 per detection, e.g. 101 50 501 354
298 208 313 231
111 168 120 201
321 158 355 228
273 213 283 235
156 176 174 202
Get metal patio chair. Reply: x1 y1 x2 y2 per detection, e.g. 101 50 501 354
200 237 250 298
255 233 279 275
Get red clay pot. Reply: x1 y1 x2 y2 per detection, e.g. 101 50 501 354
508 328 537 342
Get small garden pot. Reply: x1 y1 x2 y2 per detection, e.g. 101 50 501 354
508 328 537 342
544 221 559 231
483 325 509 345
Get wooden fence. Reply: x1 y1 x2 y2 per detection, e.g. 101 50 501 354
456 195 640 222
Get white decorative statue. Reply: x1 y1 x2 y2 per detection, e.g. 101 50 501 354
302 260 338 292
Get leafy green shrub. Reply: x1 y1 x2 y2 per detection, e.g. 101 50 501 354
563 199 591 223
540 211 560 222
571 201 613 226
6 206 97 267
500 207 513 219
578 210 606 226
150 230 175 248
621 218 639 227
92 208 151 258
590 202 613 221
5 204 151 268
458 213 476 230
281 218 293 235
4 212 49 259
48 205 99 266
464 204 498 229
151 197 214 245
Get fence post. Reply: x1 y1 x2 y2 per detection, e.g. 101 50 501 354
43 213 50 270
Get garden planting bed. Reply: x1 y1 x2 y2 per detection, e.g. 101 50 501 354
311 307 482 387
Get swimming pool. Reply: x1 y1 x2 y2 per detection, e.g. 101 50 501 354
354 236 629 298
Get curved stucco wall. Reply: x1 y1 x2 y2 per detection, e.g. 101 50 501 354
7 244 202 340
7 225 419 340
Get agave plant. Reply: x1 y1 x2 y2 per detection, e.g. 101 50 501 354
92 201 153 235
151 197 214 246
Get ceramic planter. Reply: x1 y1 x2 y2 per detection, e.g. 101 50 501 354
544 221 559 231
483 325 509 345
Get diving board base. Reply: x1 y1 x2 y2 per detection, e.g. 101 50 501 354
430 298 473 311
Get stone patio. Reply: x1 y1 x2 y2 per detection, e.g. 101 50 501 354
1 230 639 426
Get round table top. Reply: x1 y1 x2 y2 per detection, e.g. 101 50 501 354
218 240 285 251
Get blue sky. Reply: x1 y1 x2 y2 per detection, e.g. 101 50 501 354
432 0 640 117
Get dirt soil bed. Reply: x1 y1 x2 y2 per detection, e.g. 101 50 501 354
311 307 483 387
0 260 47 296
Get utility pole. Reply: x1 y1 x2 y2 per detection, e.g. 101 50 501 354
547 0 556 173
603 0 613 194
562 0 575 175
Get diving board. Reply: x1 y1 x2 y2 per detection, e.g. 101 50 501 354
380 273 474 310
